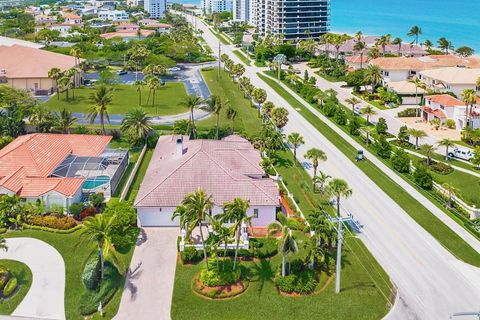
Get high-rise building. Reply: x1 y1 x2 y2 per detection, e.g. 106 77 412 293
251 0 329 41
144 0 167 18
201 0 233 14
233 0 249 22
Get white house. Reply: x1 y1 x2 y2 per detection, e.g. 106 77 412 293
97 10 129 22
418 67 480 98
135 135 280 227
35 23 81 37
63 12 82 24
422 94 480 130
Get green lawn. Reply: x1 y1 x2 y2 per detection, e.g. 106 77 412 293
210 29 230 45
43 83 189 116
126 148 154 202
233 50 251 66
258 72 480 267
4 230 134 320
198 68 262 135
0 260 32 315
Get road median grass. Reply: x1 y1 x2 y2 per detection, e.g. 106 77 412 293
233 50 251 66
258 72 480 267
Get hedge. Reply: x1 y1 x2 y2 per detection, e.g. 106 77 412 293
82 254 101 291
23 223 83 234
3 277 17 297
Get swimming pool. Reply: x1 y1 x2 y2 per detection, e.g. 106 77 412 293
83 176 110 190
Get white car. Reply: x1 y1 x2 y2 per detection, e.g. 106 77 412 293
448 148 474 161
169 67 181 72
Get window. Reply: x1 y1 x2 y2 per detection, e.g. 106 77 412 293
158 208 162 212
253 208 259 218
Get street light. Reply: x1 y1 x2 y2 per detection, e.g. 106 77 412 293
272 54 286 83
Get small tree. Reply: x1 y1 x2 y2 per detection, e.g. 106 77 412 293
348 117 361 135
413 164 433 189
438 138 455 160
408 128 426 149
398 125 410 143
375 117 388 135
472 146 480 169
334 108 347 125
325 179 352 216
361 105 377 124
420 144 436 166
287 132 305 163
442 183 456 208
391 148 410 173
375 135 392 159
271 107 289 129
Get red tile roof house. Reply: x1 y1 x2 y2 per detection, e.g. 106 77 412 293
422 94 464 127
0 134 129 211
134 135 280 227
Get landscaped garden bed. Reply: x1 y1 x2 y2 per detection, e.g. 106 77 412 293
0 260 33 315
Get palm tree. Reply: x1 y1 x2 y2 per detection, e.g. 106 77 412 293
420 144 436 165
48 67 62 99
313 171 331 193
304 210 337 268
364 65 382 93
345 97 361 116
353 40 366 68
408 128 427 149
87 85 113 135
461 89 477 128
121 108 152 145
437 37 452 54
376 34 391 56
226 106 237 134
134 80 144 106
79 214 119 281
201 95 226 139
217 197 251 271
64 68 79 100
173 189 213 271
178 95 203 139
69 46 82 67
391 37 403 55
287 132 304 163
267 213 302 276
253 88 267 110
408 78 426 107
438 138 455 160
360 105 377 124
314 91 327 108
209 218 233 271
57 108 78 133
59 76 71 101
423 40 433 50
442 183 456 208
407 25 422 45
305 148 327 179
325 178 352 216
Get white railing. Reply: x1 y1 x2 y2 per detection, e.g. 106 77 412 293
179 223 250 251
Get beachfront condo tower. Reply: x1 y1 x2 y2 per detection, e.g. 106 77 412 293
233 0 250 21
144 0 166 18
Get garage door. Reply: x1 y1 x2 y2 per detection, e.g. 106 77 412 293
137 208 179 227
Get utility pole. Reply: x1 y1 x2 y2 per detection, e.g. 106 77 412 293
217 40 221 80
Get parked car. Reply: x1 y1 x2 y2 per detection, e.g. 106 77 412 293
169 67 181 72
116 70 128 75
448 148 474 161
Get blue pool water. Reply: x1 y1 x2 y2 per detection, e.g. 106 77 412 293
83 176 110 189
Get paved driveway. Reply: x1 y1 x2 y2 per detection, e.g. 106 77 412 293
115 228 179 320
0 238 65 320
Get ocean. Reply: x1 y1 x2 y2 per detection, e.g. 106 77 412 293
178 0 480 52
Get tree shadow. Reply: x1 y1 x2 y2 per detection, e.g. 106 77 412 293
124 261 143 301
248 260 275 296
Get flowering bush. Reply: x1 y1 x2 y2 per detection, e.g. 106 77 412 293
29 215 76 230
80 207 97 220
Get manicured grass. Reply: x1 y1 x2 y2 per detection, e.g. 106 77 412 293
315 71 345 83
43 83 189 116
4 230 134 320
0 260 32 315
210 29 230 45
233 50 251 66
126 148 154 202
351 92 389 110
258 72 480 267
198 68 262 135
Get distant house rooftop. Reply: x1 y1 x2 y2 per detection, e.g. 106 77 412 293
425 94 465 107
419 67 480 85
369 55 480 71
0 36 44 49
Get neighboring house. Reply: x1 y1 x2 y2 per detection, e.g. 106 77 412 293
35 14 57 24
135 135 280 227
0 44 80 95
418 67 480 97
422 94 480 130
0 36 44 49
369 55 480 83
346 55 368 70
35 23 82 37
386 80 425 105
138 19 171 32
63 12 82 24
97 10 129 22
99 25 154 40
0 134 129 210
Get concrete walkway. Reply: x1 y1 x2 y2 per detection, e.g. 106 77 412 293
0 238 65 320
115 228 179 320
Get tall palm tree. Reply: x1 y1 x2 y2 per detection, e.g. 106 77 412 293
173 189 213 271
87 85 113 135
79 214 119 281
48 67 62 99
325 178 352 216
253 88 267 110
201 95 227 139
345 97 361 116
391 37 403 55
438 138 455 160
217 198 252 270
376 34 391 56
364 65 383 93
360 105 377 124
64 68 79 100
69 46 82 67
442 183 456 208
267 213 302 276
313 171 331 194
121 108 152 145
287 132 304 163
408 128 427 149
408 78 426 107
353 40 366 69
146 77 162 113
423 40 433 51
134 80 144 106
461 89 477 128
305 147 327 179
407 25 422 45
226 106 237 134
178 95 203 139
420 144 436 165
59 76 71 101
57 108 78 133
437 37 452 54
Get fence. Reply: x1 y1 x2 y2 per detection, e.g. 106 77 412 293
119 144 147 201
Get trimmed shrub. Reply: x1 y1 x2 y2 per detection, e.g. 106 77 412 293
429 161 454 175
69 203 84 219
397 108 418 117
3 277 17 297
180 246 204 264
82 254 101 291
80 207 97 220
199 259 242 287
413 165 433 189
29 215 77 230
88 193 105 208
0 228 7 234
0 272 9 290
275 268 318 294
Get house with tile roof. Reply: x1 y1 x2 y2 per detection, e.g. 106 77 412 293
422 94 480 130
0 134 129 211
418 67 480 97
134 135 280 227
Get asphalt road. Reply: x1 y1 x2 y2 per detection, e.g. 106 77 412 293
184 12 480 320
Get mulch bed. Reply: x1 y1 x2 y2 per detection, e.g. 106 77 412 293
192 274 249 300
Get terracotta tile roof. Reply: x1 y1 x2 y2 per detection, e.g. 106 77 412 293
135 135 279 208
0 45 78 78
425 94 465 107
63 13 81 19
422 106 447 118
369 55 480 71
0 134 111 197
419 67 480 84
100 29 154 39
346 55 368 64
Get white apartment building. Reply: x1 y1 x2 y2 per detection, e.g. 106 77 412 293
144 0 166 18
233 0 249 21
98 9 129 21
201 0 233 14
248 0 265 34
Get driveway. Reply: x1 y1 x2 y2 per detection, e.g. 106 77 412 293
0 238 65 320
115 228 179 320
